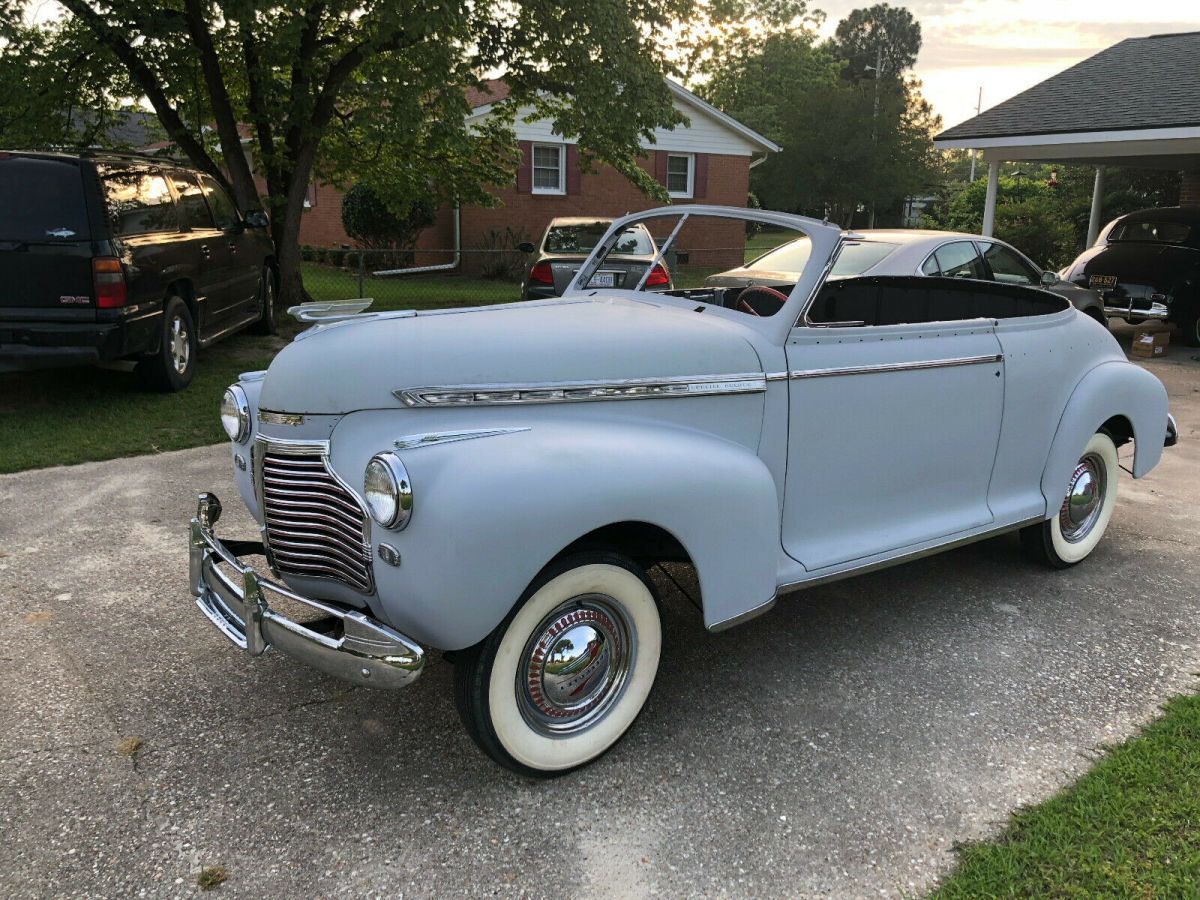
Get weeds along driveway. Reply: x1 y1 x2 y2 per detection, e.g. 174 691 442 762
0 356 1197 899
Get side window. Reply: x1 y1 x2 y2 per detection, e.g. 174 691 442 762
531 144 564 194
197 174 241 231
920 254 940 276
102 169 178 236
979 242 1040 285
172 173 214 230
931 241 988 280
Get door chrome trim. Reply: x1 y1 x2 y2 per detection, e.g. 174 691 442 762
394 373 768 407
788 353 1003 380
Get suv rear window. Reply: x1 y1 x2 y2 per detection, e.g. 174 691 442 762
0 156 91 243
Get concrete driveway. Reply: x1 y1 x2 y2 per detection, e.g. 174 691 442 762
1 349 1197 899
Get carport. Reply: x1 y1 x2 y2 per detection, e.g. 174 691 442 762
933 31 1200 245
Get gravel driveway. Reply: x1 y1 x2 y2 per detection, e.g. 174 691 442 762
1 350 1197 899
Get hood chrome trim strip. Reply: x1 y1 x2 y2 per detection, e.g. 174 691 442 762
393 428 532 450
393 373 768 407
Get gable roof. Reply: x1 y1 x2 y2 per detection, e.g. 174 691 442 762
937 31 1200 143
467 77 779 155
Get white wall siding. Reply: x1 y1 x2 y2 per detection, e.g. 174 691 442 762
467 98 763 157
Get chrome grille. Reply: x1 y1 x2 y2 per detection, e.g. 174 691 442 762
260 447 372 593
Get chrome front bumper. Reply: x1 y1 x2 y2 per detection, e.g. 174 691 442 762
189 494 424 689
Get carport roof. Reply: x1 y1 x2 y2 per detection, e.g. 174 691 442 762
937 31 1200 142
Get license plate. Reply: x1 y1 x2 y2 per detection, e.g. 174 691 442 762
1089 274 1117 289
588 272 615 288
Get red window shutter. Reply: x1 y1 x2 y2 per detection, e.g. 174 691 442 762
654 150 668 185
306 184 317 207
566 144 581 194
516 141 533 192
694 154 708 199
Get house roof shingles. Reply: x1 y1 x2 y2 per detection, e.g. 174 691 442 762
936 31 1200 142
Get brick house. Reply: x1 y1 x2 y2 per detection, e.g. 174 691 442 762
297 79 779 269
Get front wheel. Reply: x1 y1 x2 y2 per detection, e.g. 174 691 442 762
454 552 662 776
1020 431 1119 568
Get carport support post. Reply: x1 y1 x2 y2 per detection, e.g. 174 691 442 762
982 161 999 236
1087 166 1106 247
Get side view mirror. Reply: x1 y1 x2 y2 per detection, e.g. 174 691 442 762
244 210 270 229
517 241 535 254
1040 270 1060 286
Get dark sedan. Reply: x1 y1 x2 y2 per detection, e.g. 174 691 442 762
1060 207 1200 346
519 217 672 299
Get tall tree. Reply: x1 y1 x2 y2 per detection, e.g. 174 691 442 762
831 3 921 82
9 0 692 304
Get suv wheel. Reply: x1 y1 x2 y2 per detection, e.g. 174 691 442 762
250 267 278 335
139 296 197 392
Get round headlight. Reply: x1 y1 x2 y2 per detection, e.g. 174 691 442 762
364 452 413 530
220 385 250 443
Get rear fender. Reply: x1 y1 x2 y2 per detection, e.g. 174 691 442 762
329 413 780 648
1040 360 1168 513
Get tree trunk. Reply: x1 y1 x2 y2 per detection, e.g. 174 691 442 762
272 147 321 308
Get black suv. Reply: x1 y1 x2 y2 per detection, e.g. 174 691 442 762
0 150 277 391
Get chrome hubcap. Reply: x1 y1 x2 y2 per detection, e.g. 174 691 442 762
1059 453 1105 542
169 314 190 374
518 596 633 736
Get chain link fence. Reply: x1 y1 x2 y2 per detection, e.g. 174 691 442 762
296 238 774 313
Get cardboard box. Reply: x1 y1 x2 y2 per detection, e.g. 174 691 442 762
1132 328 1169 358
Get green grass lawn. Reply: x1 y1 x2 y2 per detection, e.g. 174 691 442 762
0 269 519 474
930 692 1200 898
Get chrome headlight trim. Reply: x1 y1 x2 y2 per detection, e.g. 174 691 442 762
221 385 251 444
364 452 413 530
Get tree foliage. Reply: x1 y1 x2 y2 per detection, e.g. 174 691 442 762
340 182 436 252
831 3 921 82
696 2 940 227
7 0 694 303
922 166 1183 268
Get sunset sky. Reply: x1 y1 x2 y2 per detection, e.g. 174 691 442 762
813 0 1197 129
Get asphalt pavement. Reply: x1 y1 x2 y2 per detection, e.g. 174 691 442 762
1 339 1197 898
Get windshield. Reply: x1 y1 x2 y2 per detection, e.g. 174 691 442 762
746 238 898 276
545 222 653 255
1109 220 1194 246
0 156 91 243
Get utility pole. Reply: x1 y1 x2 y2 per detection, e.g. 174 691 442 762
968 87 982 182
868 41 882 228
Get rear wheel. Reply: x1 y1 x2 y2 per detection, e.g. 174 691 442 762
1181 309 1200 348
1021 431 1119 568
138 295 196 392
454 552 662 776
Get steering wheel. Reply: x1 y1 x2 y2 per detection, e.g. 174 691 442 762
736 285 789 317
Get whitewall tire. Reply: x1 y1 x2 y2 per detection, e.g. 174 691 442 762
454 552 662 776
1022 431 1119 568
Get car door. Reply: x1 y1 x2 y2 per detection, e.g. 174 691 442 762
197 174 260 319
168 171 233 338
781 276 1005 572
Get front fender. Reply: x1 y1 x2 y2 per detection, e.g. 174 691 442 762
1040 360 1168 512
329 412 780 649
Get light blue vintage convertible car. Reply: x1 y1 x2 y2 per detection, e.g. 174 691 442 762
190 206 1177 776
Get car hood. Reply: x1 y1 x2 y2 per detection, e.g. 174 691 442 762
259 296 763 414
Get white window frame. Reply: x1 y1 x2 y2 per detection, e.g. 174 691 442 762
666 153 694 199
531 143 565 195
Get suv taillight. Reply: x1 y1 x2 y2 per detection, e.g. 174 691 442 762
644 263 670 287
93 257 127 308
529 262 554 284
